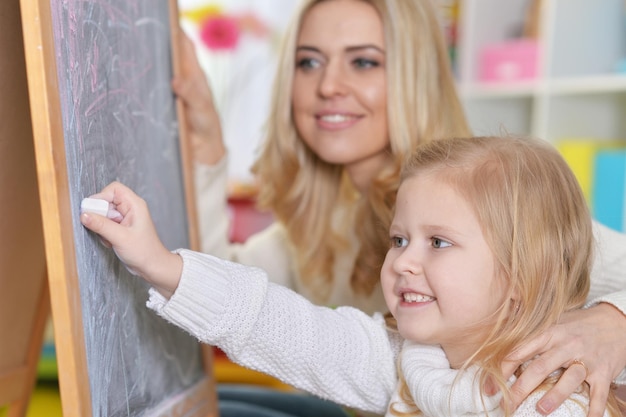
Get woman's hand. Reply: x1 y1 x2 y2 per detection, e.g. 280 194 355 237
80 181 183 299
503 303 626 416
172 30 226 165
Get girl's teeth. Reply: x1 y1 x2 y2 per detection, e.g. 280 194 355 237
403 293 434 303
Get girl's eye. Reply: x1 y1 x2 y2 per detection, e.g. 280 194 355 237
296 57 320 70
353 58 379 69
390 236 408 248
431 237 452 249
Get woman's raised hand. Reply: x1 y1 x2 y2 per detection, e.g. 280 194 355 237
172 30 226 165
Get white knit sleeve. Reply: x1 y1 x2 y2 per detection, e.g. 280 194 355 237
148 249 402 415
193 157 296 289
588 221 626 303
587 222 626 385
194 157 232 257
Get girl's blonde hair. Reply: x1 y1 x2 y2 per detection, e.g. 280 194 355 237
252 0 470 303
393 136 621 416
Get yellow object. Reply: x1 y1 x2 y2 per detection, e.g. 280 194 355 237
0 383 63 417
214 356 293 391
557 139 626 205
181 5 223 24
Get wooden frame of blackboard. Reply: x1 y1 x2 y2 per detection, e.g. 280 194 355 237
18 0 217 415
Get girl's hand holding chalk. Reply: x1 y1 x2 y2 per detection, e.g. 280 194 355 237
80 197 123 222
80 182 182 298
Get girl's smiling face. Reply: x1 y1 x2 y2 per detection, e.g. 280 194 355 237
381 174 508 367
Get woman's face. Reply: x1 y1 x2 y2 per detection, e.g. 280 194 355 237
292 0 389 191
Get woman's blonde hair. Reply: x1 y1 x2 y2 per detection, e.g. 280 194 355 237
251 0 470 303
392 136 621 416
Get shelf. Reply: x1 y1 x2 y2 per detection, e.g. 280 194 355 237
459 80 539 99
456 0 626 142
548 74 626 95
459 74 626 100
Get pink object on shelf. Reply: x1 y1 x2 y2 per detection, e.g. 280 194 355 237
479 39 539 82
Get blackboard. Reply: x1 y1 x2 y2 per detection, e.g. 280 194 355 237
19 0 217 416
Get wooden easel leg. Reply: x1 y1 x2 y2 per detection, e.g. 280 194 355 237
7 274 51 417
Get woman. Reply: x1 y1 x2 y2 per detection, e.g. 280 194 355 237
173 0 626 415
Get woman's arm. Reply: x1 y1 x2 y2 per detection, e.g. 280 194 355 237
193 157 294 289
186 103 296 290
504 221 626 417
173 30 225 166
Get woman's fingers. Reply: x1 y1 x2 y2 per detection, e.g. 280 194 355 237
587 374 611 417
504 304 626 415
534 361 588 414
507 345 554 410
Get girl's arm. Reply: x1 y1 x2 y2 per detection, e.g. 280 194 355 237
80 181 400 414
149 249 401 414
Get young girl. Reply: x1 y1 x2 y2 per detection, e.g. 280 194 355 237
175 1 626 411
81 136 623 416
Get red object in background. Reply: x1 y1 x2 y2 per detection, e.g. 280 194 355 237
227 196 273 243
199 15 240 51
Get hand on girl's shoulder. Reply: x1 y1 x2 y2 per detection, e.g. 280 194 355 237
512 391 603 417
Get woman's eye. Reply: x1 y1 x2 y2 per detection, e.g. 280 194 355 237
432 237 452 249
353 58 379 69
390 236 408 248
296 57 320 70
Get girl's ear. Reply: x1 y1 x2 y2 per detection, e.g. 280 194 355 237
510 288 522 315
512 299 521 316
509 285 521 315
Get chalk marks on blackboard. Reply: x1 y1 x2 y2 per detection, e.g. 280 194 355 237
49 0 206 415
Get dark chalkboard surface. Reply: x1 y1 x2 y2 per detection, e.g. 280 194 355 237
20 0 216 416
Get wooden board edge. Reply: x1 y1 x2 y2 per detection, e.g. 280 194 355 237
169 0 200 253
18 0 93 416
168 1 219 416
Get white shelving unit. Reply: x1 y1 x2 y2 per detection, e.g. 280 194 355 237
455 0 626 144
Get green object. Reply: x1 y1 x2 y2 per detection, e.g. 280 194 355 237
36 343 58 381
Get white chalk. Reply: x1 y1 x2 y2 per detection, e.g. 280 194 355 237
81 198 109 217
81 197 124 222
